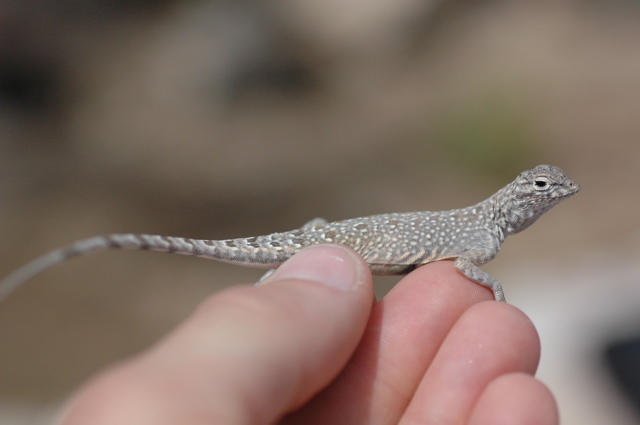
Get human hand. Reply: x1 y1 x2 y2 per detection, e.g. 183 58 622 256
57 245 558 425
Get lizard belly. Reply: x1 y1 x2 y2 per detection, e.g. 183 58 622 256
365 252 457 276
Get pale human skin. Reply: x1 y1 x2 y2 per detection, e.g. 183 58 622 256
57 244 558 425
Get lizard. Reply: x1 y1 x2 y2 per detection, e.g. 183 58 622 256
0 164 580 302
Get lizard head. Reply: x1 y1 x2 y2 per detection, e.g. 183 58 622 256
500 164 580 235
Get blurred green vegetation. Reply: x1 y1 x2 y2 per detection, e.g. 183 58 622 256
426 87 540 182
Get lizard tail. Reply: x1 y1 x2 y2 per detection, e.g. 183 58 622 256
0 234 283 302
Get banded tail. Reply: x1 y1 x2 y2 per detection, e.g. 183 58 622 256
0 233 296 301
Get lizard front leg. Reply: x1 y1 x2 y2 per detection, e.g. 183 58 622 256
454 255 506 302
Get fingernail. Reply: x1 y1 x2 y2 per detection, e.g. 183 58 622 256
269 245 363 291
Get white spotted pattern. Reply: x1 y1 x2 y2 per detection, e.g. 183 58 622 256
0 165 580 302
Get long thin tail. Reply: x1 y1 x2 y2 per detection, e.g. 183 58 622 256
0 233 284 302
0 236 113 301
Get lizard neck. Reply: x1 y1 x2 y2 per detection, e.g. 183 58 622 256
467 197 506 243
489 182 540 236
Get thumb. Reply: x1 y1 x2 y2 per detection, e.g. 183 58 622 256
58 244 374 425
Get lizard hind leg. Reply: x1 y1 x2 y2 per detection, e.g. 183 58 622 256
453 256 506 302
255 217 329 286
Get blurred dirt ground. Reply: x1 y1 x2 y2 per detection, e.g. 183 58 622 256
1 1 639 423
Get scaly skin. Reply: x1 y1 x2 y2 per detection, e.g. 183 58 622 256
0 165 580 302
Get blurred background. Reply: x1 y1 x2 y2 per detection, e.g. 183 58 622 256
0 0 639 423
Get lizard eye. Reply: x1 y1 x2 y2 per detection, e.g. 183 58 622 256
533 177 551 190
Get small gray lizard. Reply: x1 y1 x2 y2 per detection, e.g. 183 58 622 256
0 164 579 302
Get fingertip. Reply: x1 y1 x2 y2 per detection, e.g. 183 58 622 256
469 373 559 425
397 261 495 308
267 244 371 292
463 301 541 370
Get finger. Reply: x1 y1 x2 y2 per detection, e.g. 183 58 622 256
468 373 559 425
58 244 374 425
283 260 493 425
399 301 540 425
